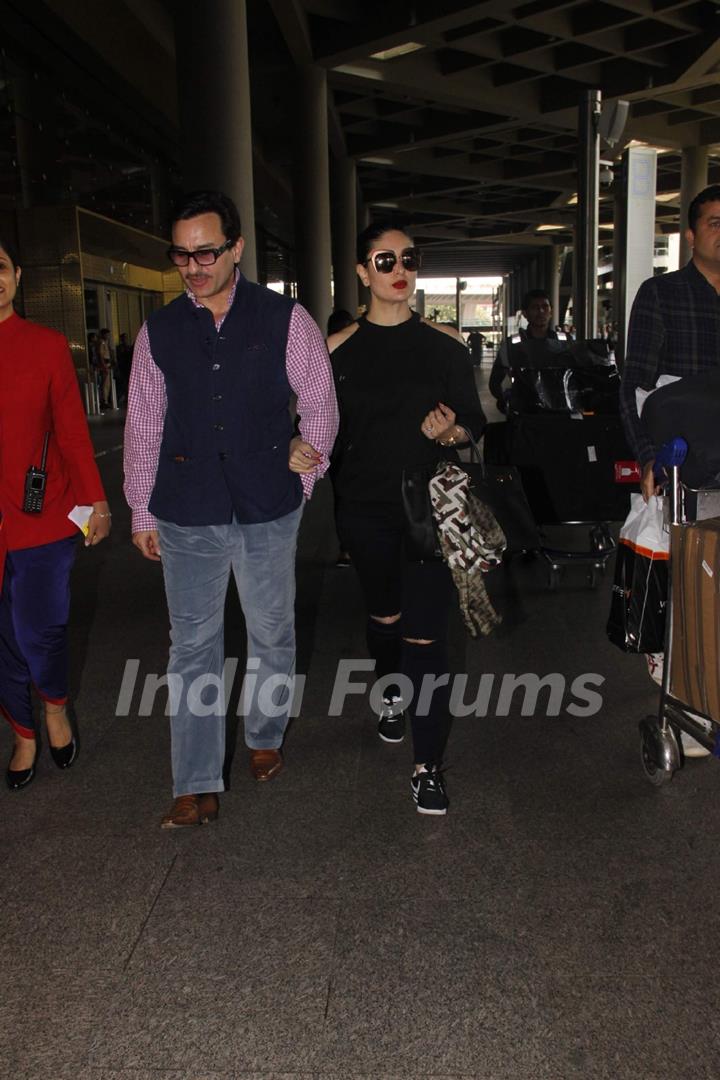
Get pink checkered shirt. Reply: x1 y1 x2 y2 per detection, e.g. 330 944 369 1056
123 277 339 533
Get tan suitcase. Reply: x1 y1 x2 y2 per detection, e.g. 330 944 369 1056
670 518 720 722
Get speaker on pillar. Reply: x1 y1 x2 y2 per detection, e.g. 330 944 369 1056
598 100 629 147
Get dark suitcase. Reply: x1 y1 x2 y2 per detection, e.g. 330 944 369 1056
484 415 637 524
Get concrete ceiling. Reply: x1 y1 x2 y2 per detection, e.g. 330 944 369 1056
273 0 720 273
1 0 719 277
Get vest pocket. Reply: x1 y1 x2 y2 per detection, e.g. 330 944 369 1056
227 443 298 514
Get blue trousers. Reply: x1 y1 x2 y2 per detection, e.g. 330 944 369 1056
157 504 303 797
0 535 77 738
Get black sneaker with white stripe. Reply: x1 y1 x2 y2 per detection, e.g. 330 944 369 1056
377 695 406 743
411 766 449 815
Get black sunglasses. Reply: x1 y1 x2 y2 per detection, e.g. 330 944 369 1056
167 238 234 267
365 247 421 273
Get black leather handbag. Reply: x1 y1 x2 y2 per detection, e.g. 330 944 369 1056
459 429 540 553
401 461 443 561
401 430 539 561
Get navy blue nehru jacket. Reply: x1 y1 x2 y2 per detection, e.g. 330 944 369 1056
146 275 302 526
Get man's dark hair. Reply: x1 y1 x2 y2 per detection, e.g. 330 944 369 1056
688 184 720 233
356 220 412 264
0 236 20 269
327 309 354 336
521 288 551 311
170 190 242 244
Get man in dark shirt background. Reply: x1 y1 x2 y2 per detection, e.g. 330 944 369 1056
489 288 566 411
620 183 720 500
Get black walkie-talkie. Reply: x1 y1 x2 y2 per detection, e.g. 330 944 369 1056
23 432 50 514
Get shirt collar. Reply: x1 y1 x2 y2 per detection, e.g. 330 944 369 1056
685 258 720 295
186 266 239 314
0 311 22 339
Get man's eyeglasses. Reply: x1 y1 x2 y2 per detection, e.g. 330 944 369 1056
365 248 422 274
167 238 234 267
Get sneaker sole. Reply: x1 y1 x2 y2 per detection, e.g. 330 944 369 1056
682 743 711 758
378 731 404 744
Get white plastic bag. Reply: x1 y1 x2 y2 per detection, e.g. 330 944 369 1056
607 494 669 653
618 494 668 557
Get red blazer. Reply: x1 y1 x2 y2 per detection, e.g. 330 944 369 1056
0 312 106 553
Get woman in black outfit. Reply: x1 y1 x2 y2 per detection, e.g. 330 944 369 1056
327 224 485 814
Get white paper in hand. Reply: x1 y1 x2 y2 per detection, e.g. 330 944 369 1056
68 505 93 537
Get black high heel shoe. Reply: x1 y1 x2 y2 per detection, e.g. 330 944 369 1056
49 738 77 769
6 740 38 790
47 704 79 770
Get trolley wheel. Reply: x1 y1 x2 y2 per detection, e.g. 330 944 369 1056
640 720 674 786
590 523 614 553
548 564 563 590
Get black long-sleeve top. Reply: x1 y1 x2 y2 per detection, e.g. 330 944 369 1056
330 313 486 505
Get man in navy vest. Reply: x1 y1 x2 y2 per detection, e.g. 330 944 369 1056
124 191 339 828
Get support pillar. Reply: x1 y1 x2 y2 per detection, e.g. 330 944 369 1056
175 0 257 280
331 156 358 317
518 263 529 312
614 145 657 362
548 247 560 327
576 89 601 340
507 272 517 328
294 65 333 330
679 146 709 267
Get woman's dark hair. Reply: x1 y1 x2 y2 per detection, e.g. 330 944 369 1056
0 237 20 269
170 190 242 244
356 221 413 265
688 184 720 233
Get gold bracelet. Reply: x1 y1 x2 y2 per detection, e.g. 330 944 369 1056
437 428 459 447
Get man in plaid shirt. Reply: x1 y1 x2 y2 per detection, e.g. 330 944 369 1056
620 183 720 759
124 191 338 829
620 183 720 501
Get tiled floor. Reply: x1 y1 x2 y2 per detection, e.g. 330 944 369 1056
2 408 719 1080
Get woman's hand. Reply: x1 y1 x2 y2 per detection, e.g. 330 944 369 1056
289 436 322 474
85 501 112 547
421 401 457 443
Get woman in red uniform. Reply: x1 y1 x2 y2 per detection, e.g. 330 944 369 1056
0 238 111 789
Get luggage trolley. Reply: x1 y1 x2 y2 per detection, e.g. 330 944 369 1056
639 436 720 785
484 340 639 589
484 411 638 590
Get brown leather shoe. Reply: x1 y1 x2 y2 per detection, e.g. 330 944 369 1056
160 793 220 829
197 792 219 823
160 794 200 829
249 748 283 782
